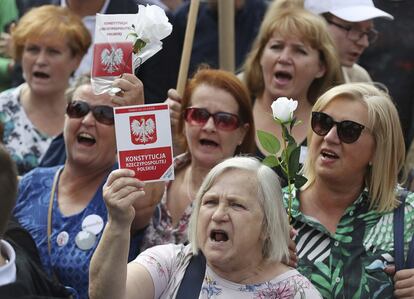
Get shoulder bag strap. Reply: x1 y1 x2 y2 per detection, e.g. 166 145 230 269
47 167 63 256
394 191 408 271
176 252 206 299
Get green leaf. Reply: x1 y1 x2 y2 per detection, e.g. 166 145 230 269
294 175 307 188
290 117 297 131
288 146 301 177
287 134 296 148
281 125 289 139
133 39 147 54
282 125 297 148
257 130 280 154
286 143 297 157
262 155 279 168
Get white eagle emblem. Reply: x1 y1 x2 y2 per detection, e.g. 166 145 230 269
100 48 123 73
131 118 156 144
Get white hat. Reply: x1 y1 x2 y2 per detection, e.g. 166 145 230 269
304 0 394 22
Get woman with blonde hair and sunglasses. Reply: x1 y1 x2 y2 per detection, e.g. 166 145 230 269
288 82 414 298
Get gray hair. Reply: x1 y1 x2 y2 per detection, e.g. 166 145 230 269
188 156 290 263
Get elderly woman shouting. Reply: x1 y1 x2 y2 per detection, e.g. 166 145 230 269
89 157 321 298
289 83 414 298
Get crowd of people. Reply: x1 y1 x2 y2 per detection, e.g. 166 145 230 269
0 0 413 298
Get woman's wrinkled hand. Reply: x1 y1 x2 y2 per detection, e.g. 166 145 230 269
110 73 145 106
103 168 145 227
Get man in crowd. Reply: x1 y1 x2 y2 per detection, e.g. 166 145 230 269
305 0 393 82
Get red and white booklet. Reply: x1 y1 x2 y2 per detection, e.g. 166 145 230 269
91 14 136 94
91 6 172 95
114 103 174 182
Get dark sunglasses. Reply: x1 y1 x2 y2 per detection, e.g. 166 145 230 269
183 107 241 131
311 112 365 144
66 100 114 125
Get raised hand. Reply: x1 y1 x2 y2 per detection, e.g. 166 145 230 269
110 73 145 106
103 168 145 227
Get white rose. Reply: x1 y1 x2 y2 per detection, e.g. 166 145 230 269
134 5 172 43
271 97 298 123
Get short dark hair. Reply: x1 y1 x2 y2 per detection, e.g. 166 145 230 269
0 145 18 238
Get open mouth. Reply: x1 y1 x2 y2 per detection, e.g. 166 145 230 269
274 71 292 83
77 132 96 146
210 230 229 242
321 150 339 159
33 71 50 79
200 139 219 147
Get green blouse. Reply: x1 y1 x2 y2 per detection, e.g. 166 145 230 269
284 188 414 298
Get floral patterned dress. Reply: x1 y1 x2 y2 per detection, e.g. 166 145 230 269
0 84 54 174
141 152 193 250
135 244 322 299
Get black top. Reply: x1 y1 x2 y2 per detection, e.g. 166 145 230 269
0 219 70 299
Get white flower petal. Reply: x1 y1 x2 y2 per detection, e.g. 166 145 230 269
271 97 298 122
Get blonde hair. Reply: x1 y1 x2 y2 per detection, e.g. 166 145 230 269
188 156 290 263
302 83 405 212
243 6 342 103
12 5 91 61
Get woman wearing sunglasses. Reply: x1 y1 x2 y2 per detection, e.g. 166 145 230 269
243 4 342 173
138 68 255 250
12 74 158 299
290 82 414 298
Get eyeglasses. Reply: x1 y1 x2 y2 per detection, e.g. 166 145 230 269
183 107 241 131
311 112 365 144
66 100 114 125
327 19 378 44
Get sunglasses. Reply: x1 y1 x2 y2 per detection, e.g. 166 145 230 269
311 112 365 144
66 100 114 125
183 107 241 131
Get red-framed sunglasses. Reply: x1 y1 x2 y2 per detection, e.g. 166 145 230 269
183 107 241 131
